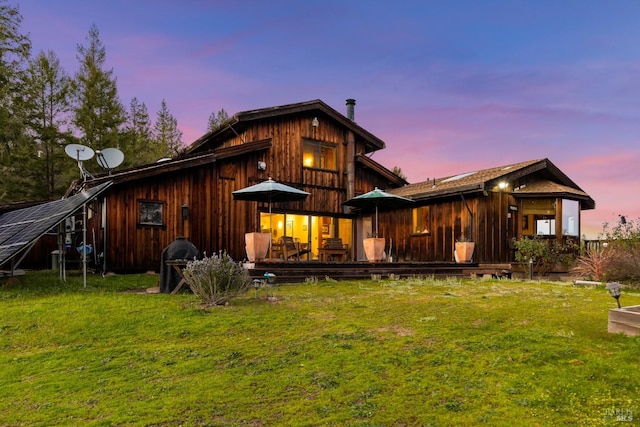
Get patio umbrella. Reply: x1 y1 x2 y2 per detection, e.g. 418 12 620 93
233 177 310 256
342 187 413 237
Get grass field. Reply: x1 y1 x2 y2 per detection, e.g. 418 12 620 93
1 271 639 426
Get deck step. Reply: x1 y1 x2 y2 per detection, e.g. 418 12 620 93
246 261 512 283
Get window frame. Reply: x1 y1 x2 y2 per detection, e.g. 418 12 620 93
138 200 165 227
302 138 338 171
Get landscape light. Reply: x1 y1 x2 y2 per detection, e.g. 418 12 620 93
606 282 622 308
252 279 262 299
264 272 276 297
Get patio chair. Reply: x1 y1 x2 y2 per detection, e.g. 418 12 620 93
279 236 311 261
319 238 349 262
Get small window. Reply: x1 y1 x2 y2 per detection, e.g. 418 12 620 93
413 206 430 234
303 139 337 170
139 201 164 226
535 216 555 236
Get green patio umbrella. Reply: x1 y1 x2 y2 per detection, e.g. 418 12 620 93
233 177 310 258
342 187 413 237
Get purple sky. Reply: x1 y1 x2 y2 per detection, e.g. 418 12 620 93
17 0 640 238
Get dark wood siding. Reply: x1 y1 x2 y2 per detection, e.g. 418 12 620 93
101 112 393 271
380 192 515 263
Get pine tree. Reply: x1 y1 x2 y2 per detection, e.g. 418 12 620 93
0 0 31 201
72 24 124 154
19 50 74 199
207 108 229 132
154 99 183 157
121 97 162 166
392 166 407 181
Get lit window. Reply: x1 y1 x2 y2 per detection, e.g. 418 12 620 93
303 139 337 170
413 206 430 234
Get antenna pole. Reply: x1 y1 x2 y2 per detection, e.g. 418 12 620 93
82 203 87 288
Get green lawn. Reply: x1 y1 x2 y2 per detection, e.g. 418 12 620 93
1 271 639 426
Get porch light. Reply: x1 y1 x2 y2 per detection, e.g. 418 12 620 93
498 181 508 190
312 117 319 128
606 282 622 308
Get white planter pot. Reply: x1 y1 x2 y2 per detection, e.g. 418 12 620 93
245 232 271 261
455 242 475 263
363 237 385 262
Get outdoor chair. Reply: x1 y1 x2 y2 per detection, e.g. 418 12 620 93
279 236 311 261
318 238 349 262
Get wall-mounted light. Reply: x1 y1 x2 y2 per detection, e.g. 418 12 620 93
311 117 319 128
498 181 508 190
257 161 266 170
181 203 189 221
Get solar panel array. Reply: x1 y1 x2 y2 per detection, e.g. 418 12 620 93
0 181 112 267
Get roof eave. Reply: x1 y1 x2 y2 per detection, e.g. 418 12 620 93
355 154 408 187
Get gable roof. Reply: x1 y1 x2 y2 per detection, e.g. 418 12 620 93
355 153 408 187
185 99 386 155
389 158 595 210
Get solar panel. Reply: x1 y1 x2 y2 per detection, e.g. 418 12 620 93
0 181 112 267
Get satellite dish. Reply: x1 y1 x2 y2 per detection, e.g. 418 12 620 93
96 147 124 170
65 144 95 161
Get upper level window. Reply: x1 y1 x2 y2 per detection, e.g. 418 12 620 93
303 139 337 170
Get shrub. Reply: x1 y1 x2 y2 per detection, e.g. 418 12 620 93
182 251 251 306
514 236 553 276
600 216 640 281
513 236 578 276
572 244 613 281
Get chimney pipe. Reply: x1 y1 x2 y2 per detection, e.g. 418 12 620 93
346 98 356 121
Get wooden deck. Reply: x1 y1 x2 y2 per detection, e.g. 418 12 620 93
245 261 513 283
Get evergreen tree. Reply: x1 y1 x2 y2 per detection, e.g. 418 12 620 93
121 97 161 166
72 24 124 154
19 50 74 199
0 0 31 201
207 108 229 132
154 99 183 157
392 166 407 181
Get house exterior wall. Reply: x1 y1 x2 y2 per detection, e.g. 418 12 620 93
376 191 516 263
100 112 390 272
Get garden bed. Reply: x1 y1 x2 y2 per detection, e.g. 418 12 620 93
608 305 640 336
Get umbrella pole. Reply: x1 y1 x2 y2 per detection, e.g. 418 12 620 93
375 206 379 238
269 200 273 259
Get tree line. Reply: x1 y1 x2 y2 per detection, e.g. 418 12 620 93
0 1 228 203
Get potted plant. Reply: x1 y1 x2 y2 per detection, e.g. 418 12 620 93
455 234 475 263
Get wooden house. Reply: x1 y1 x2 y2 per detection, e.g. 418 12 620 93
75 99 406 272
65 99 595 273
375 158 595 263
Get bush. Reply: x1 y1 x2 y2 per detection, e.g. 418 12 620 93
600 216 640 281
182 251 251 306
572 244 613 281
513 236 578 276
